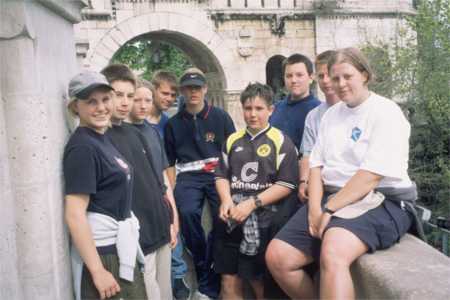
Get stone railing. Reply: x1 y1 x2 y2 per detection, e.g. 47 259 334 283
84 0 415 20
352 234 450 299
208 0 315 10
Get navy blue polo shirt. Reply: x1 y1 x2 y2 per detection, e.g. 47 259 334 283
270 94 321 150
164 101 235 175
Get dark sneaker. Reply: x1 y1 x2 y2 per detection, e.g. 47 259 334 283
173 278 190 300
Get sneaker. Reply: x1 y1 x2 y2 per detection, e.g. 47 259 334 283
192 290 211 300
173 278 190 300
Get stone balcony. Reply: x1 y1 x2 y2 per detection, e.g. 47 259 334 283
83 0 416 21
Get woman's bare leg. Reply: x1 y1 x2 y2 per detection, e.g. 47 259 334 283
320 227 368 300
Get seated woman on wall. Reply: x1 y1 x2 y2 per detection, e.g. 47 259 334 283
64 71 147 300
265 47 416 299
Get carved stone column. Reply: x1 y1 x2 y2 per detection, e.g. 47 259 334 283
0 0 86 299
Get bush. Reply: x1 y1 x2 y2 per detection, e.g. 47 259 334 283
362 0 450 219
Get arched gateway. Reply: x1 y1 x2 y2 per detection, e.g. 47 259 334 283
87 12 236 109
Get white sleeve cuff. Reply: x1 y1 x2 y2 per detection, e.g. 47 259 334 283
119 264 135 282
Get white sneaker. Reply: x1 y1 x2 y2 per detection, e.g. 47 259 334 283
192 290 211 300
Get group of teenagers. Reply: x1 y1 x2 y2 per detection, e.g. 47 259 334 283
63 47 418 300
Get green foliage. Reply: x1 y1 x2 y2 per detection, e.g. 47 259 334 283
361 44 394 98
362 0 450 219
111 39 193 80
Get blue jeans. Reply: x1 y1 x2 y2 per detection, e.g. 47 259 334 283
171 233 188 281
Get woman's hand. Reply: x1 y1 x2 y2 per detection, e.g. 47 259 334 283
230 199 256 223
308 206 323 238
91 268 121 299
318 212 333 239
219 200 234 221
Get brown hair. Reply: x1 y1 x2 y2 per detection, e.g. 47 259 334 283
240 82 274 106
328 47 373 84
151 70 178 91
282 53 314 76
315 50 337 70
101 63 136 87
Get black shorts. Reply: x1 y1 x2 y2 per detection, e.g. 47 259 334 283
275 195 413 260
214 220 271 280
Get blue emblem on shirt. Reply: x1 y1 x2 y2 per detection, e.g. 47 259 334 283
351 127 362 142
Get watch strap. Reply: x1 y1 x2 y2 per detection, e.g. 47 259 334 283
324 206 335 214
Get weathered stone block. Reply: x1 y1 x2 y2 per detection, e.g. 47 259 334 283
352 234 450 300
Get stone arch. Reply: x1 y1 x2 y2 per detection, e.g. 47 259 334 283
87 12 239 108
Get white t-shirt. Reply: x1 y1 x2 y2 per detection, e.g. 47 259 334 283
300 102 330 155
310 92 412 188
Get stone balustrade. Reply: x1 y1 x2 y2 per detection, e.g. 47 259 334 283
86 0 414 14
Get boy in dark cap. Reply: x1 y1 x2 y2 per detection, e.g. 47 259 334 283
164 67 235 299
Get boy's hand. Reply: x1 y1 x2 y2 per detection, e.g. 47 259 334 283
230 199 256 223
219 200 234 221
298 182 309 202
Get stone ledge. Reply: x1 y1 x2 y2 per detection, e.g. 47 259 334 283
352 234 450 299
36 0 87 23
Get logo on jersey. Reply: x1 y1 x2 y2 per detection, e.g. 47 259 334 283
205 132 215 142
351 127 362 142
115 157 129 170
235 146 244 152
257 144 271 157
115 157 131 180
241 162 258 182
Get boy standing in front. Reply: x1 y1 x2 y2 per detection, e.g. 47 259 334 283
214 83 298 299
164 68 235 299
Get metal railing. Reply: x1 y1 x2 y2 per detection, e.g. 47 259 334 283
424 221 450 256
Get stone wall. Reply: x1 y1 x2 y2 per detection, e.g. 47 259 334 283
76 0 415 123
0 0 86 299
353 234 450 299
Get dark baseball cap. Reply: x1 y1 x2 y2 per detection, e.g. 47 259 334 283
180 72 206 87
68 71 113 100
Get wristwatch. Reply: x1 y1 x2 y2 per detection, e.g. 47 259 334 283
323 206 335 215
253 196 263 209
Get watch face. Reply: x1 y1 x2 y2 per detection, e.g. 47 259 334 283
254 197 263 208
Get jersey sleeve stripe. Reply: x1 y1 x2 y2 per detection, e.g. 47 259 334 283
226 129 246 153
266 127 285 170
275 181 296 190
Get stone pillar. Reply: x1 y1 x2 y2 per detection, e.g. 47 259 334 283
224 90 245 129
0 0 86 299
0 65 22 300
